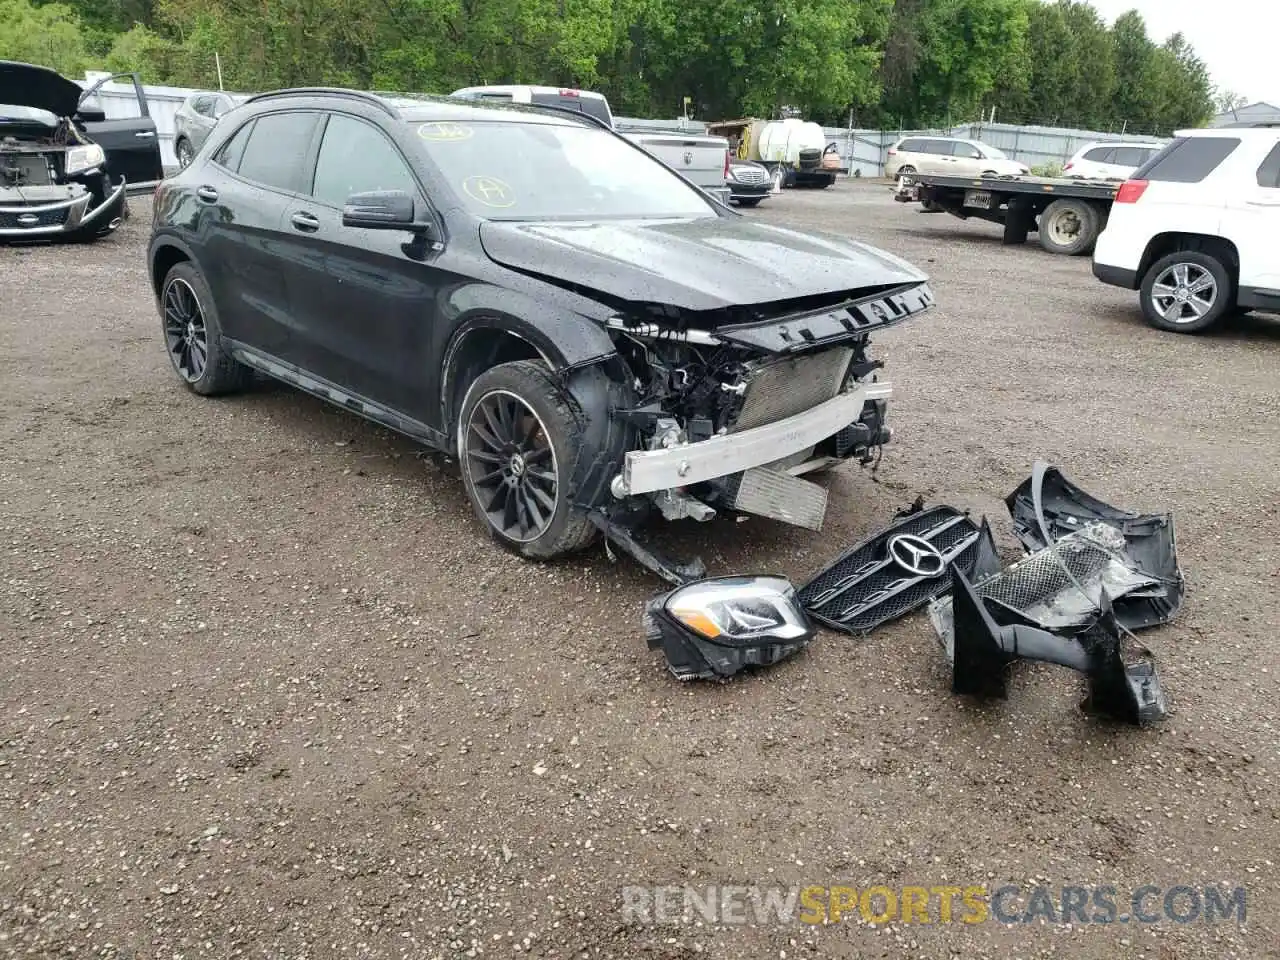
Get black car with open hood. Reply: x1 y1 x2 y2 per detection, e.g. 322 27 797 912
148 89 936 564
0 61 164 241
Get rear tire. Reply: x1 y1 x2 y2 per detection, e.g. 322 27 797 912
896 165 916 177
159 261 252 396
1037 198 1099 256
457 360 598 559
1139 251 1232 334
176 137 195 169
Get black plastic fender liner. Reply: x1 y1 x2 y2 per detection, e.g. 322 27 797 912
1005 462 1184 630
797 506 1003 635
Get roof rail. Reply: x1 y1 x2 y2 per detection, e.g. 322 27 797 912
243 87 397 117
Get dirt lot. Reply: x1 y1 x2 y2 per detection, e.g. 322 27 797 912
2 182 1278 959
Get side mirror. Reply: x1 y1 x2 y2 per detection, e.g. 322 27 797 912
341 190 429 232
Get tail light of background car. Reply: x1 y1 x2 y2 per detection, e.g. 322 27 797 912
724 149 730 178
887 147 897 156
1063 162 1075 172
558 88 580 97
1115 179 1149 204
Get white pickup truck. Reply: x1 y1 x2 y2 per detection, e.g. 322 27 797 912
449 85 731 205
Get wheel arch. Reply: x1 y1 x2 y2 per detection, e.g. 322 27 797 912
149 237 196 298
1139 233 1240 286
439 312 618 448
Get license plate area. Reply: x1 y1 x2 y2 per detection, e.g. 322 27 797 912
964 189 995 209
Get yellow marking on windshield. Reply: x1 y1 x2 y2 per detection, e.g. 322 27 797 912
462 175 516 208
418 122 474 142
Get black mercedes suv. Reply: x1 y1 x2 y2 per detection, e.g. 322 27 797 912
148 88 935 561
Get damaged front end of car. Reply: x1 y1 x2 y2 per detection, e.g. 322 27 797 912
0 63 126 240
593 281 934 550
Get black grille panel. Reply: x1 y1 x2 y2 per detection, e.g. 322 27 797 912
0 207 70 230
799 506 1002 634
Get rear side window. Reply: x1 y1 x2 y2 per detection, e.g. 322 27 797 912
1111 147 1150 166
897 138 922 152
309 113 417 207
1084 146 1114 162
213 120 254 171
236 111 320 192
1256 142 1280 188
1134 137 1240 183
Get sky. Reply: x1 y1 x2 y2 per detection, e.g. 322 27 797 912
1086 0 1279 108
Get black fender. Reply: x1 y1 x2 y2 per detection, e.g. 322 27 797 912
437 285 619 438
147 231 199 296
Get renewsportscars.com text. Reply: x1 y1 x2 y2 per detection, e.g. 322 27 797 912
621 883 1247 926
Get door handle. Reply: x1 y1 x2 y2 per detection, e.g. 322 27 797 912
291 212 320 232
135 130 157 139
196 185 218 202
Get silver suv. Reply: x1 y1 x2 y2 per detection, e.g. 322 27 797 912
173 92 242 168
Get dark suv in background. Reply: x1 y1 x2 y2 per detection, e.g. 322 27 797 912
148 88 933 559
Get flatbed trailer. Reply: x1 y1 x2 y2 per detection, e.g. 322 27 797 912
894 173 1122 256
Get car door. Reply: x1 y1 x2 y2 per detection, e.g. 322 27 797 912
279 111 445 418
1228 138 1280 295
76 72 164 184
913 139 945 174
192 110 321 359
950 141 985 176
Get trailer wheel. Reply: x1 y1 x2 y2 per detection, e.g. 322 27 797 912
1037 198 1099 256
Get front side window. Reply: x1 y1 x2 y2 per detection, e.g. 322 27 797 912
235 111 319 192
310 113 418 208
952 142 982 159
413 120 717 220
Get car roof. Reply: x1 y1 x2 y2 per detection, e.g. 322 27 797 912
241 88 594 127
1175 126 1280 139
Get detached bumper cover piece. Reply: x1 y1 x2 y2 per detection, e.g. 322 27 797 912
947 565 1167 725
1004 461 1183 630
797 506 1002 635
928 522 1167 648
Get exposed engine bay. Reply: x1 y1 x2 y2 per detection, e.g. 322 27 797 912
597 281 932 535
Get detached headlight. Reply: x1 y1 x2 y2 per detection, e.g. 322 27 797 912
643 575 815 681
65 143 106 176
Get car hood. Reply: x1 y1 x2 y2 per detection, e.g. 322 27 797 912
0 61 82 118
478 217 927 313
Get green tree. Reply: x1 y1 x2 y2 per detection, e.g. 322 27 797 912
0 0 90 75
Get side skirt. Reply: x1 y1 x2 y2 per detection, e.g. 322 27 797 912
225 339 447 450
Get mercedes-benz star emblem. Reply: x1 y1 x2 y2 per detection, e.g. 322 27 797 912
886 534 945 577
683 150 694 165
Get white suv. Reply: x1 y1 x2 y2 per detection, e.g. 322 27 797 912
885 136 1029 179
1063 140 1165 180
1093 128 1280 333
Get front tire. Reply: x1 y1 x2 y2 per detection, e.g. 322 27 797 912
458 360 598 559
736 197 763 208
159 261 252 395
1139 251 1232 334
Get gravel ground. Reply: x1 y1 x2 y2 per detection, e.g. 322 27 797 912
2 182 1278 960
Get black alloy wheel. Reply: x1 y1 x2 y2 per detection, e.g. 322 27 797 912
464 389 559 543
163 276 208 382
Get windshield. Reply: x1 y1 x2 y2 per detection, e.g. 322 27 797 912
0 104 56 125
414 120 718 221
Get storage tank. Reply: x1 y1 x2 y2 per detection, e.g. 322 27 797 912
756 119 827 165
